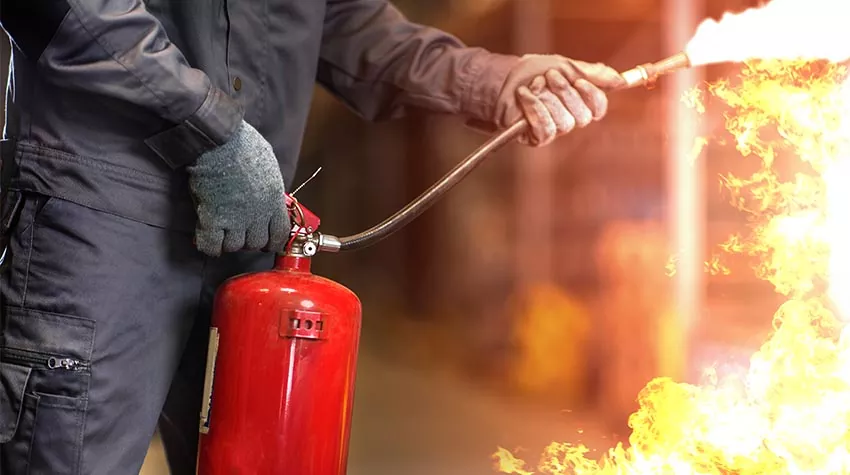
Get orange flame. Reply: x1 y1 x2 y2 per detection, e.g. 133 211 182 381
494 38 850 475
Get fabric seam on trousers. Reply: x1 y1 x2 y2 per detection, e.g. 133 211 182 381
25 396 36 475
75 397 88 474
78 314 95 475
21 201 36 308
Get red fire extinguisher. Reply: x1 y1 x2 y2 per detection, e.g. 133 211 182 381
193 121 524 475
192 51 679 475
195 190 361 475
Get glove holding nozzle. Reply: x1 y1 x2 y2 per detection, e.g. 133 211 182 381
188 120 292 257
496 55 626 146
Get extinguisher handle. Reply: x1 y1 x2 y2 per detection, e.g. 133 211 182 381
285 193 321 233
333 120 528 252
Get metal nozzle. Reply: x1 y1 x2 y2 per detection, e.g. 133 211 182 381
620 52 691 88
318 234 341 253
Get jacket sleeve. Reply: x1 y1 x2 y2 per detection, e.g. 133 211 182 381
318 0 519 124
0 0 243 169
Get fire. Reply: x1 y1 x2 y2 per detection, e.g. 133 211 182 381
494 1 850 473
685 0 850 67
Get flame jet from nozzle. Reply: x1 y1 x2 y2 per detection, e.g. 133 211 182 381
685 0 850 67
620 0 850 88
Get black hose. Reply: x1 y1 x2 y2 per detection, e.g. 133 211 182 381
334 53 691 252
338 120 528 252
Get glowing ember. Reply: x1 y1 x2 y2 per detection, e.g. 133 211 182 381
494 0 850 473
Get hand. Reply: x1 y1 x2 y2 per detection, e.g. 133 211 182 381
188 121 291 257
496 55 625 146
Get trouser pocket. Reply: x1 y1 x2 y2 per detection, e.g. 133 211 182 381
0 360 31 443
0 190 56 309
0 190 23 274
0 307 95 475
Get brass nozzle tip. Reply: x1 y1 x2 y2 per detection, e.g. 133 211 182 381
620 52 691 88
621 65 652 88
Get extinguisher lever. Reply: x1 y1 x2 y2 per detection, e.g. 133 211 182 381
284 192 342 256
285 193 321 234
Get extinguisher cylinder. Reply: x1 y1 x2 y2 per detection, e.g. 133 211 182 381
197 252 362 475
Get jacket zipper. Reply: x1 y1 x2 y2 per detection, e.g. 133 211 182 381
2 348 89 371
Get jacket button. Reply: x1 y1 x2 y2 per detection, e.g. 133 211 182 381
233 77 242 91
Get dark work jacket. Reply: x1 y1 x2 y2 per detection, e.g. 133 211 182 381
0 0 517 231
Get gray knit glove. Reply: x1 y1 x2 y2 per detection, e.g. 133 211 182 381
188 120 291 257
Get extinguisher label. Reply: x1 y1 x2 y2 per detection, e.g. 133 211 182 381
199 327 220 435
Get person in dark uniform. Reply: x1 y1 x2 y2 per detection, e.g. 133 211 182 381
0 1 624 473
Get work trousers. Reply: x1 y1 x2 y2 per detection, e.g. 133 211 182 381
0 190 273 474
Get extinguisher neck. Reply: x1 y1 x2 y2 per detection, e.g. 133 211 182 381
275 254 312 273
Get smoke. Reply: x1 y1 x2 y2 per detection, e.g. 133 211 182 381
685 0 850 67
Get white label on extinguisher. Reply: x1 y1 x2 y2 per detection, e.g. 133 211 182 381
199 327 220 435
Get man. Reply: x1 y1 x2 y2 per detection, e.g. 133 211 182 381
0 1 624 474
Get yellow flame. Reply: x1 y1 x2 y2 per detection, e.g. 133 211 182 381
495 58 850 475
494 448 535 475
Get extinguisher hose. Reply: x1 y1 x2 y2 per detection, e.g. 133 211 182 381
337 120 527 252
335 52 692 252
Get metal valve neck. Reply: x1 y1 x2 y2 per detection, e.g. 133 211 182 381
286 235 319 258
282 232 342 258
277 232 343 270
275 252 312 272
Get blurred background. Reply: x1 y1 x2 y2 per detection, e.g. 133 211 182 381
2 0 778 473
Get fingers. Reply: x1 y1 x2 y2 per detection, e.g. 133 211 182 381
545 70 593 127
197 221 288 256
245 222 270 251
520 70 607 146
222 229 246 253
265 208 291 253
573 78 609 120
563 60 626 90
195 224 224 257
517 85 556 146
537 90 577 143
497 55 621 147
548 66 611 121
